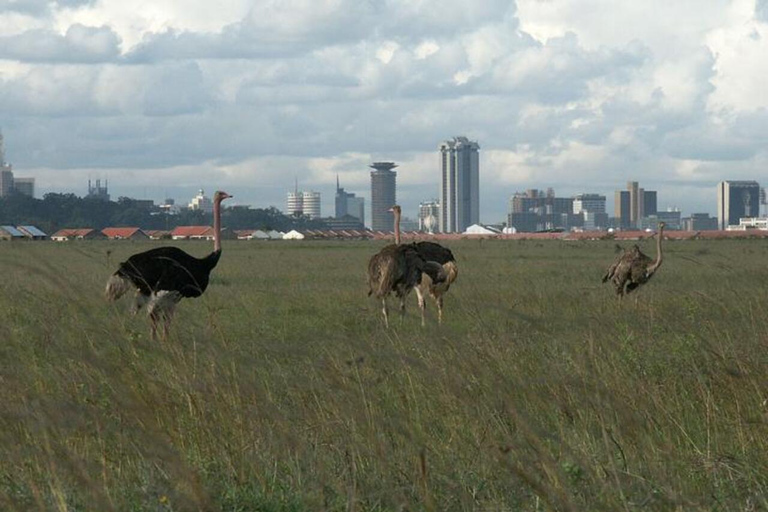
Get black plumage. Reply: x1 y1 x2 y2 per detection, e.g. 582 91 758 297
113 246 221 299
367 205 447 327
414 241 455 265
106 190 231 339
413 241 458 324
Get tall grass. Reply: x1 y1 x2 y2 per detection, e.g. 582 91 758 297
1 238 767 511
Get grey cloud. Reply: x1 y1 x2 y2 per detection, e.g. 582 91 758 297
125 0 516 63
142 62 214 116
0 24 121 63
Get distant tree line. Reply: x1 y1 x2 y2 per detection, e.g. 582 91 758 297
0 192 329 234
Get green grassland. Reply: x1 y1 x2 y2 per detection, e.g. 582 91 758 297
1 238 767 511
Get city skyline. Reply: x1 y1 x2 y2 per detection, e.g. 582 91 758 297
1 2 767 223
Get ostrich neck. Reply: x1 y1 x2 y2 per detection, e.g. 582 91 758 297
213 198 222 252
650 227 663 272
394 210 401 245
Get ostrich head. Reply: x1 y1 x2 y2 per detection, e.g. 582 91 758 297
214 191 233 202
658 221 666 230
388 205 401 214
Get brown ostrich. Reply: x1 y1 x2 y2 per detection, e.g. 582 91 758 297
367 205 446 327
602 221 665 298
105 190 232 339
413 241 458 325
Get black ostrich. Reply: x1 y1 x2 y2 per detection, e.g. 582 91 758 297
105 190 232 339
413 241 458 324
367 205 446 327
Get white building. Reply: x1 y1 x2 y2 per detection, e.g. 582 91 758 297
188 189 213 213
286 189 321 219
573 194 606 215
302 191 321 219
439 136 480 233
418 200 440 233
729 217 768 230
717 181 760 230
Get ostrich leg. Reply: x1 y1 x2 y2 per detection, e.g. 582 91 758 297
415 286 426 327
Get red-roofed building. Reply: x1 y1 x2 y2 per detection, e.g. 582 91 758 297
145 230 171 240
171 226 214 240
51 228 107 241
102 227 149 240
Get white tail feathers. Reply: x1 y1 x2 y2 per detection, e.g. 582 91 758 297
105 274 132 302
442 261 458 286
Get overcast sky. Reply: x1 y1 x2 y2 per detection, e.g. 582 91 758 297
2 0 768 223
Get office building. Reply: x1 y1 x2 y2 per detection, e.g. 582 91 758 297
335 176 364 225
418 200 441 233
717 180 760 229
0 133 36 198
439 136 480 233
508 189 577 232
614 182 657 228
683 213 718 231
370 162 397 231
13 177 34 197
614 190 630 228
573 194 606 215
189 189 213 213
301 191 321 219
0 170 12 197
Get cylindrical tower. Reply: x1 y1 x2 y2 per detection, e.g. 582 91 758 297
370 162 397 231
302 191 321 219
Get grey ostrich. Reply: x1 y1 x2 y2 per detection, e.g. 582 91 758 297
413 241 458 325
602 221 665 298
106 190 232 339
367 205 446 327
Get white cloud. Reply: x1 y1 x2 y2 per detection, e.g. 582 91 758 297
1 0 767 222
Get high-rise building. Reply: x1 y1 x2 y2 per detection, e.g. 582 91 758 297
643 190 657 217
370 162 397 231
13 177 34 197
286 191 303 216
0 170 12 197
302 191 321 219
189 189 213 213
717 180 760 229
1 130 14 197
335 176 365 225
614 182 657 228
507 189 577 232
628 181 641 227
614 190 630 228
418 200 440 233
0 132 36 198
439 136 480 233
87 179 110 201
573 194 606 215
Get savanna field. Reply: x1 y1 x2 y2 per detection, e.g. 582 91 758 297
1 238 768 511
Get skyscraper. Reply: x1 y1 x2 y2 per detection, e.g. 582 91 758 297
614 191 630 228
439 136 479 233
614 182 657 228
717 180 760 229
0 130 13 197
370 162 397 231
628 181 641 227
302 191 321 219
335 175 365 225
